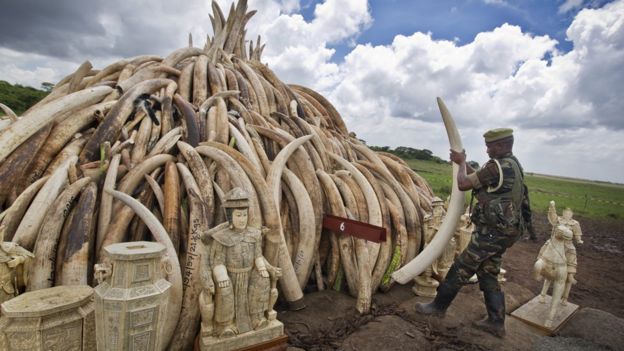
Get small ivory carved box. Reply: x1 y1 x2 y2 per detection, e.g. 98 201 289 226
0 285 95 351
94 241 171 351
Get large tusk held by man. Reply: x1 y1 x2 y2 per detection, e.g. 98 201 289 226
391 97 465 284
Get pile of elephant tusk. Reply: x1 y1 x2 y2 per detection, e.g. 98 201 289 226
0 0 464 349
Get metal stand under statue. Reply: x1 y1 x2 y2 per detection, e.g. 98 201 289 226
0 285 95 351
199 188 286 351
94 241 172 351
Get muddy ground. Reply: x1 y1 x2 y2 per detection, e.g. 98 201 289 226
277 213 624 350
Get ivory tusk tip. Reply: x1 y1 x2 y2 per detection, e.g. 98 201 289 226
390 271 409 285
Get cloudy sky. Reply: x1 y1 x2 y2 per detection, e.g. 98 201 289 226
1 0 623 183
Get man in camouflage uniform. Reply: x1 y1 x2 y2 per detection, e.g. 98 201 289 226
416 128 532 337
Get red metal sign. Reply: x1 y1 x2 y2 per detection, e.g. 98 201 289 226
322 214 387 243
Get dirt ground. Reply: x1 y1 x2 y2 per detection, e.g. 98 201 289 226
278 213 624 350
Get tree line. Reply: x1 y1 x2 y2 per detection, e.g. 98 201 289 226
0 80 49 116
369 146 448 163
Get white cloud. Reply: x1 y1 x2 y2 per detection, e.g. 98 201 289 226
483 0 510 6
0 0 299 86
256 0 371 90
0 48 76 88
559 0 584 14
328 23 559 128
324 1 624 183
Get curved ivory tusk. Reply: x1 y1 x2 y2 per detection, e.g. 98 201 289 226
96 154 120 255
266 135 313 211
169 162 205 351
29 177 92 291
106 189 182 351
59 182 98 286
117 154 176 195
163 161 181 255
144 174 165 216
228 122 264 177
391 97 465 284
0 103 18 122
0 176 50 242
12 156 76 251
316 170 358 297
195 145 262 227
328 152 382 272
0 86 113 164
176 141 215 227
282 168 315 289
148 127 182 157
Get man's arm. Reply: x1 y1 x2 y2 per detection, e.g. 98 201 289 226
450 149 474 191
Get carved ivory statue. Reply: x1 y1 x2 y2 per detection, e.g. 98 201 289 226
0 241 33 304
548 200 582 301
413 197 445 296
199 187 281 341
533 224 574 327
454 208 474 256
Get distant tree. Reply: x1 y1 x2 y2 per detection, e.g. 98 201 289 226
468 161 480 169
41 82 55 92
370 146 390 152
369 145 449 164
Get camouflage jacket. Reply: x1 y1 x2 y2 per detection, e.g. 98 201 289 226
469 154 531 235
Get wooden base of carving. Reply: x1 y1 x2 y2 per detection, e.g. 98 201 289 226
511 295 579 335
237 334 288 351
200 319 285 351
413 275 439 297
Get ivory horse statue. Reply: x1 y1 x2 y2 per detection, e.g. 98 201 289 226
532 224 573 327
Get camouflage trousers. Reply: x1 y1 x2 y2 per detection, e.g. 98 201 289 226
442 225 520 293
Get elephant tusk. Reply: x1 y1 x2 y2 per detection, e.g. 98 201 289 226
391 97 465 284
0 86 113 164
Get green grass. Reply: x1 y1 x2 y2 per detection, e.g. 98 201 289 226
405 159 624 220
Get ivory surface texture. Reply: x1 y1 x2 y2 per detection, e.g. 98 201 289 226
0 285 95 350
94 241 171 351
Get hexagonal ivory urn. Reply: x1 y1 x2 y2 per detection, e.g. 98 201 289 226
94 241 171 351
0 285 96 351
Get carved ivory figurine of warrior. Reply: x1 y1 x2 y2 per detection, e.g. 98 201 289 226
0 241 33 304
548 200 582 303
533 224 574 327
413 197 446 297
199 188 281 339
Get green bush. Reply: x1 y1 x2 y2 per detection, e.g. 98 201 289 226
0 80 49 116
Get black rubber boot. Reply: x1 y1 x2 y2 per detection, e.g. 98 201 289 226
474 290 506 337
415 280 461 317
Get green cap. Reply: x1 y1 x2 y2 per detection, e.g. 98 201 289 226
483 128 513 143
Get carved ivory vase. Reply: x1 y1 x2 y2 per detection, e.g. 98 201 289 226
0 285 95 351
94 241 171 351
